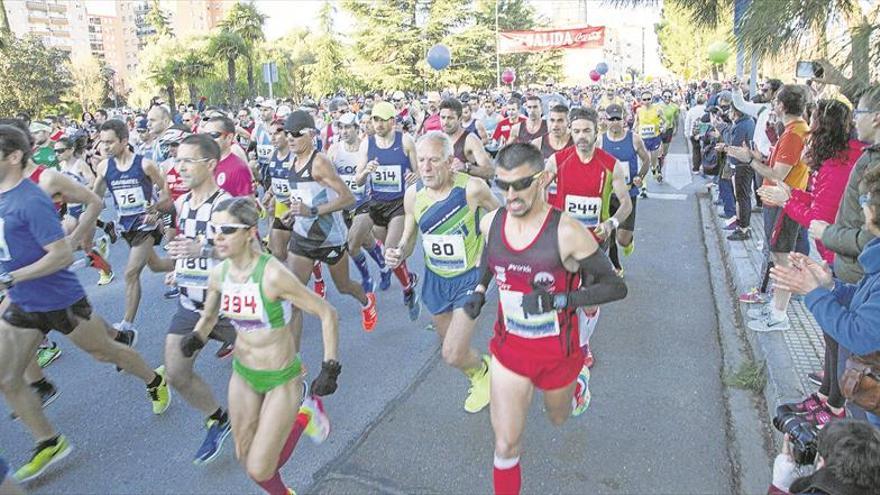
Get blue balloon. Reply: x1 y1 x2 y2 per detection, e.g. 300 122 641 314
596 62 609 75
427 44 451 71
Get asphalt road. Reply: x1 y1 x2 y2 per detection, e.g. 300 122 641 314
2 135 739 494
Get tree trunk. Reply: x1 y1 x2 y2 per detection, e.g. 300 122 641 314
227 58 237 107
849 22 871 93
246 56 255 100
166 83 177 118
188 83 198 106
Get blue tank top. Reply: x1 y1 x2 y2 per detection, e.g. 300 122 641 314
367 131 411 202
253 123 274 166
602 131 639 197
0 180 86 311
464 119 478 136
105 154 157 231
266 150 293 204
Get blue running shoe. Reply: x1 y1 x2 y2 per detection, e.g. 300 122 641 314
403 273 421 321
379 269 392 291
193 417 232 465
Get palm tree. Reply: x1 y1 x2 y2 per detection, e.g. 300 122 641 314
178 49 212 105
219 2 267 100
149 57 180 115
619 0 878 93
145 0 172 38
208 30 248 107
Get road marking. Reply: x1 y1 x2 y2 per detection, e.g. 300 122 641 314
646 192 688 200
663 153 692 190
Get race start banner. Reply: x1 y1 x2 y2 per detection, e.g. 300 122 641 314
498 26 605 54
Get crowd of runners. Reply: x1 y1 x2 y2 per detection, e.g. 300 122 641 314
3 74 879 495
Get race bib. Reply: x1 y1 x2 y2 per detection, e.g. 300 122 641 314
0 218 10 262
565 195 602 228
113 186 146 216
498 289 560 339
340 174 365 197
174 256 211 289
257 144 274 161
372 165 401 193
639 124 657 139
220 282 264 323
271 177 291 202
422 234 466 272
289 186 315 206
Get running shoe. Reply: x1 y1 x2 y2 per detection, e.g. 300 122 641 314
738 288 769 304
163 287 180 299
464 355 491 413
193 416 232 465
149 365 171 415
622 241 635 257
747 314 790 332
746 304 772 320
800 403 845 427
379 269 392 291
776 393 826 416
404 273 421 321
614 267 625 278
300 395 330 444
583 343 595 369
96 235 110 260
10 381 60 421
808 370 824 386
215 341 234 359
313 279 326 299
102 220 118 244
361 292 377 332
37 342 62 368
14 435 71 483
727 229 751 241
97 270 114 286
571 365 592 417
656 173 663 184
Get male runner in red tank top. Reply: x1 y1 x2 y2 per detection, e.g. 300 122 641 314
463 143 627 495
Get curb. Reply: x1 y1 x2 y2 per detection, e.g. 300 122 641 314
698 191 808 418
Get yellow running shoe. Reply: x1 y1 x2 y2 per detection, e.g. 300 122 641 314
299 396 330 444
622 240 635 257
97 270 114 286
464 355 491 413
15 435 72 482
149 365 171 415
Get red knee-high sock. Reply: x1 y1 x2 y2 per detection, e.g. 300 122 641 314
393 262 412 291
252 412 309 495
312 262 324 282
493 455 521 495
254 472 287 495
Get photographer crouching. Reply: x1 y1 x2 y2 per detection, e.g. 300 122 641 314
769 419 880 495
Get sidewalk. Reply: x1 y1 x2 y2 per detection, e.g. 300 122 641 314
703 185 824 411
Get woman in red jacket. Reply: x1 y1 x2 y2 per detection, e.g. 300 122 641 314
760 98 864 426
761 99 863 264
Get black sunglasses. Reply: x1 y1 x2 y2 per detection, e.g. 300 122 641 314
606 117 623 122
206 131 225 139
494 171 542 192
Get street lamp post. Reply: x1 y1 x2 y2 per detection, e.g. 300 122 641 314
495 0 500 88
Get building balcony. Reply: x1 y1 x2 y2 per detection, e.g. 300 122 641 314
25 1 48 12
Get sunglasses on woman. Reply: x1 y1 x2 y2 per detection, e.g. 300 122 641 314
210 223 251 235
494 171 543 192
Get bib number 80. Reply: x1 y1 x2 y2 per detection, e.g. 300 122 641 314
430 242 455 257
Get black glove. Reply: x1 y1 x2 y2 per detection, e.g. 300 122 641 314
521 287 556 316
310 359 342 397
180 332 206 358
462 291 486 320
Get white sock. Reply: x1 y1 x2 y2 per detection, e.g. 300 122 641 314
771 308 786 321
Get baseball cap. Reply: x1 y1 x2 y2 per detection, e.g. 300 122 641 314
605 104 625 120
257 99 277 109
371 101 396 121
339 113 359 127
284 110 316 136
391 90 405 101
275 104 292 118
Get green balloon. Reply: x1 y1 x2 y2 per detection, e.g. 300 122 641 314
707 41 731 65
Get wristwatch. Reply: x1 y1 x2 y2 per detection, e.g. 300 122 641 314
309 206 319 217
0 272 14 288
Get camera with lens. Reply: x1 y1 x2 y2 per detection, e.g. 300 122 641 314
772 411 819 465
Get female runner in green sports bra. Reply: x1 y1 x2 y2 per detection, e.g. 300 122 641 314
181 197 340 495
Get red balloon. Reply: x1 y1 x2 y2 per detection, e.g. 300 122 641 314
589 70 601 82
501 68 516 84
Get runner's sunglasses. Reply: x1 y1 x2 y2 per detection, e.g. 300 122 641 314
494 171 543 192
210 223 251 235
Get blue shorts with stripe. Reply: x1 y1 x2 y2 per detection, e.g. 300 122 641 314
422 266 481 316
